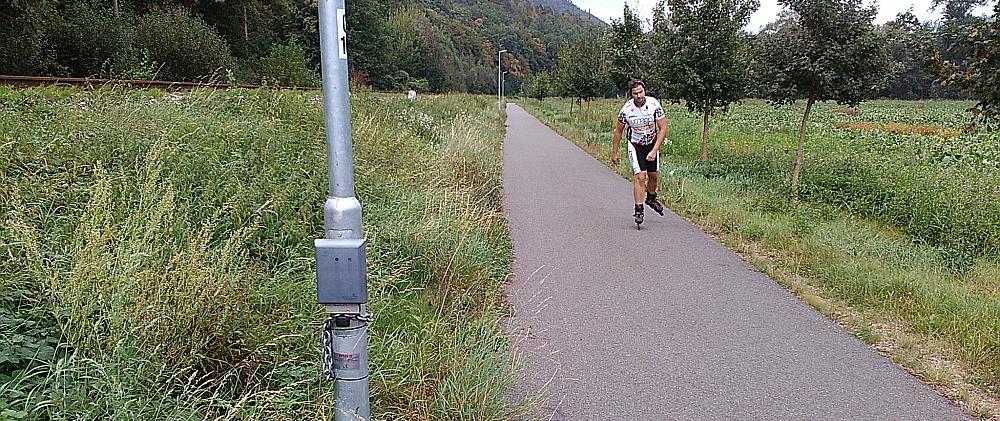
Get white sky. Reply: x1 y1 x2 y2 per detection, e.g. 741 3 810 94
572 0 996 32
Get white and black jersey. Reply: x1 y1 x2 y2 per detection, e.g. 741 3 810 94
617 97 665 146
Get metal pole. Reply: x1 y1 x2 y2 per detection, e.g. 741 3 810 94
502 71 507 103
316 1 369 420
497 49 507 107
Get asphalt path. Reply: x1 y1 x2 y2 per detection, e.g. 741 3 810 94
501 103 967 420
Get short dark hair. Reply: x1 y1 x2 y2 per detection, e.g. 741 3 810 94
628 79 645 91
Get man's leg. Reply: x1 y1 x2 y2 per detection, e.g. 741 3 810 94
633 171 646 224
634 171 647 205
645 171 664 216
642 147 665 216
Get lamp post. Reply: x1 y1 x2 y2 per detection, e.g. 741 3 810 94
497 49 507 108
502 70 508 102
315 0 370 419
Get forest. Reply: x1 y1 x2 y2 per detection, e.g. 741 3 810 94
2 0 997 112
0 0 600 92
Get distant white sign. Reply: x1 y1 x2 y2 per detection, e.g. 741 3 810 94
407 90 416 102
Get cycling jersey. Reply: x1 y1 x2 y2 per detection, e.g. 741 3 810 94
617 97 665 146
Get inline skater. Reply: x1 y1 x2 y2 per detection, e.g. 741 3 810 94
610 79 669 229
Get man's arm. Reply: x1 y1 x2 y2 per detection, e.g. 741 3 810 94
647 117 669 161
611 120 625 164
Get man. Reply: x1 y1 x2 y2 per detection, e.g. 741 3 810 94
611 79 668 227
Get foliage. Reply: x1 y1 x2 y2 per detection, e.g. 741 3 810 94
260 41 317 86
653 0 759 161
0 1 135 78
757 0 889 107
933 4 1000 122
556 31 611 103
521 70 555 99
134 7 235 81
878 12 945 100
0 86 518 418
655 0 758 113
607 4 649 95
46 2 136 78
756 0 890 188
0 0 604 91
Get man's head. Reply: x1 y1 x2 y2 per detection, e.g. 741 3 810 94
629 79 646 107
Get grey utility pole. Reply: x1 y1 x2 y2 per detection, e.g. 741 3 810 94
497 49 507 107
314 0 370 420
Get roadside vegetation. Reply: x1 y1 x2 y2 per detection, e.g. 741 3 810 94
521 97 1000 417
0 86 517 419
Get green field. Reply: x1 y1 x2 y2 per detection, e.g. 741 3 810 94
521 97 1000 415
0 87 518 419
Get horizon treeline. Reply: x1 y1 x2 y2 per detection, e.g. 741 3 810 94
525 0 999 109
0 0 599 92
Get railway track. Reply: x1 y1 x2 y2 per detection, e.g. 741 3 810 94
0 75 318 91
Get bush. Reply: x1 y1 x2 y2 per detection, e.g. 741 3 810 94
135 8 234 81
47 2 135 78
0 3 61 75
259 42 317 87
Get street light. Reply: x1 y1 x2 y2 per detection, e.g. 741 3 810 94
497 49 507 107
502 70 508 102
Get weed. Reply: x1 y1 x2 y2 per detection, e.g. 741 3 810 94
0 88 517 419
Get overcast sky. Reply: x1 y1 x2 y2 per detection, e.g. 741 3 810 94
571 0 996 32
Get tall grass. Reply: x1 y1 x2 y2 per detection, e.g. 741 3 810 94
0 86 517 419
520 97 1000 406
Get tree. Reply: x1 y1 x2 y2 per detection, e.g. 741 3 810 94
654 0 758 162
756 0 889 191
932 3 1000 122
556 31 610 107
522 70 554 100
607 4 648 95
879 11 943 99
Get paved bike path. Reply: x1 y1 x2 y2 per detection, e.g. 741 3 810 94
501 103 966 420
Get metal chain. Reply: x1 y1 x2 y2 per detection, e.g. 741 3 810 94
322 313 375 381
322 317 337 381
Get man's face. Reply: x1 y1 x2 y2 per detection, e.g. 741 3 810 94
631 85 646 106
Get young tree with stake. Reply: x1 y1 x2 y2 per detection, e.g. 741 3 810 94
653 0 759 162
756 0 889 192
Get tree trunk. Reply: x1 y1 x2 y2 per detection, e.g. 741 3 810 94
792 98 815 193
112 0 119 17
243 5 250 41
700 105 710 163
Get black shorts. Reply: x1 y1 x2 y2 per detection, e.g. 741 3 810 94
626 142 658 174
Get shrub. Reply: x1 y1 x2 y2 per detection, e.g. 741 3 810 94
259 42 316 87
0 3 61 75
135 8 234 81
48 2 135 78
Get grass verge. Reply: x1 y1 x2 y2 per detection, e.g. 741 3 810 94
0 86 519 419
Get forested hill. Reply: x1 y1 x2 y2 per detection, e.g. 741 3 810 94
358 0 607 93
0 0 605 93
528 0 606 24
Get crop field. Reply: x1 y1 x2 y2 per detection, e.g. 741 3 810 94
0 87 517 419
521 97 1000 415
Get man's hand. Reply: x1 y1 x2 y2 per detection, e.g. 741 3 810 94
611 151 619 165
646 149 657 162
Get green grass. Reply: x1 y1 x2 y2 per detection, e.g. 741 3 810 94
0 86 518 419
520 97 1000 401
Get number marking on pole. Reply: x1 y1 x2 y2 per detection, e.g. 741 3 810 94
337 9 348 59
